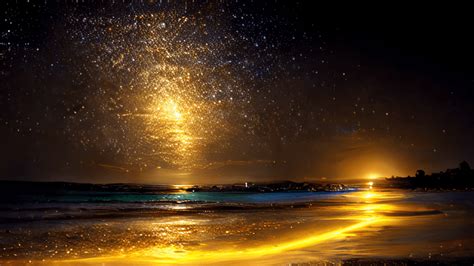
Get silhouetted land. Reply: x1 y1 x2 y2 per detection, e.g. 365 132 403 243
386 161 474 190
0 180 352 202
186 181 352 193
342 257 474 265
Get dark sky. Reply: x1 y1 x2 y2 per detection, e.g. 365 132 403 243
1 1 473 184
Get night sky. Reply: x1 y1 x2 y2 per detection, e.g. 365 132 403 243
1 1 473 184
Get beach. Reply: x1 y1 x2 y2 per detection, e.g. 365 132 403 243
1 188 473 265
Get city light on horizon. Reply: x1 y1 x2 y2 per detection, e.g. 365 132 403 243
367 173 381 180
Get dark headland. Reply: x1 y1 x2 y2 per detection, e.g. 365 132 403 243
185 181 352 193
385 161 474 190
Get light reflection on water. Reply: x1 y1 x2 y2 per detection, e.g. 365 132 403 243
1 189 473 265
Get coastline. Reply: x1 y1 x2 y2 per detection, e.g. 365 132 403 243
1 189 473 265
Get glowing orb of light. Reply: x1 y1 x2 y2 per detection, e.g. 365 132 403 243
367 173 380 180
159 98 183 122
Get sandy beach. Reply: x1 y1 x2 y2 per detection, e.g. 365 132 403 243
1 189 473 265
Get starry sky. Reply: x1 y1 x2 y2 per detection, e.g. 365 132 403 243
1 1 473 184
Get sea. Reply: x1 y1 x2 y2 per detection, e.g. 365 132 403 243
0 183 473 265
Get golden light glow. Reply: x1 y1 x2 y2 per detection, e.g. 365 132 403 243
367 173 380 180
56 218 382 265
50 190 397 265
145 96 197 168
363 192 375 199
76 12 251 172
159 98 183 122
172 184 193 190
141 218 381 264
367 181 374 190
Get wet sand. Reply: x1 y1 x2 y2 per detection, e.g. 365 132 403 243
1 189 473 265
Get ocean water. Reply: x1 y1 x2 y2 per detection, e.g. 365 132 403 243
0 189 473 265
5 190 354 204
0 190 353 221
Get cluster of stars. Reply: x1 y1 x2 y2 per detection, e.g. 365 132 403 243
1 1 469 179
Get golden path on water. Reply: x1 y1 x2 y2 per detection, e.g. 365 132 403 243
47 190 402 265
